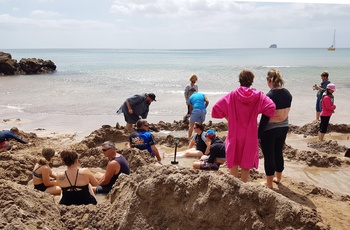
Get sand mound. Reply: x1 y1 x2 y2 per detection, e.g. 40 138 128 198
2 120 350 229
105 165 328 230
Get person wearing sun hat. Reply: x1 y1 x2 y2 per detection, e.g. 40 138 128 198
116 93 156 132
319 83 336 141
192 129 226 171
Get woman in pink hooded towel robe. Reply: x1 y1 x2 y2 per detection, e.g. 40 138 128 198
212 70 275 182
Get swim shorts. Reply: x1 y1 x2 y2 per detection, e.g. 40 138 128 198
200 161 220 171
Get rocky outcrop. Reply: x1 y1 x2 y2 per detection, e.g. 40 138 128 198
0 51 56 76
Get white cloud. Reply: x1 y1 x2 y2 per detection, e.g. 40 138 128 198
31 10 60 18
0 0 349 48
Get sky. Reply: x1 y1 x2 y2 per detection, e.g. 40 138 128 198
0 0 349 49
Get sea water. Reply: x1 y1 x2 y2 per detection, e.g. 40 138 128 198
1 48 350 138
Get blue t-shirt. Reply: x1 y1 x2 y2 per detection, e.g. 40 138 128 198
129 130 156 157
189 92 206 110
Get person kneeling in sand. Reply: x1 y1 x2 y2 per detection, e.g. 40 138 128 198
94 141 130 194
32 148 61 195
193 130 226 171
0 127 30 153
169 122 207 158
57 149 99 206
127 119 162 161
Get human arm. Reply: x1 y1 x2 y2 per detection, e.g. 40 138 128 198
323 96 336 111
141 107 149 119
204 138 212 156
126 101 133 114
98 161 120 186
211 95 229 119
188 139 195 149
184 85 190 101
4 131 27 144
258 115 270 139
41 167 57 187
50 171 58 180
84 168 99 186
204 95 209 108
151 145 161 161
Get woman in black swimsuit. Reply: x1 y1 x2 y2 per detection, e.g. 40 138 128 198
56 149 99 205
32 148 61 195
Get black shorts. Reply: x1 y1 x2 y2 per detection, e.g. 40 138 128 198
200 161 220 171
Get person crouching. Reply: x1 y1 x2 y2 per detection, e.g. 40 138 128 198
192 129 226 170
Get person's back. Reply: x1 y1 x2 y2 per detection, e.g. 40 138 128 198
207 136 226 163
189 92 206 110
212 70 275 182
57 150 98 205
59 168 97 205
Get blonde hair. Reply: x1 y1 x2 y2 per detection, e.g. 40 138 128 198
189 74 198 82
37 148 55 165
267 69 284 88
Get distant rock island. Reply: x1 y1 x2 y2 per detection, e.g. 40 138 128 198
0 51 56 76
269 44 277 48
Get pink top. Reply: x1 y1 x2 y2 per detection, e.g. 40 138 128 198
212 86 275 169
321 95 336 116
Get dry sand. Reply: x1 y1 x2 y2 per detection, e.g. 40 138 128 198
1 120 350 230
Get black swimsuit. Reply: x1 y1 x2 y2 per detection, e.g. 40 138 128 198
59 169 97 206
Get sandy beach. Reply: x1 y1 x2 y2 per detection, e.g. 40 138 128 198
0 118 349 229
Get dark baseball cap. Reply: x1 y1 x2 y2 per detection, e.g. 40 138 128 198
148 93 156 101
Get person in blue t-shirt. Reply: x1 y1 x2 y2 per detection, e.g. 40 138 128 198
128 119 161 161
188 92 209 138
0 127 29 153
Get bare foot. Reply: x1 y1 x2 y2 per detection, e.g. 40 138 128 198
260 182 273 189
273 178 281 184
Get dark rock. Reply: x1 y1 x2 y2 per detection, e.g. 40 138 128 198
345 148 350 158
0 51 56 76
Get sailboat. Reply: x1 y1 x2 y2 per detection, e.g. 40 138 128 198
327 29 336 51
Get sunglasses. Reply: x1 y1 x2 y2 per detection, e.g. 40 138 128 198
102 148 110 152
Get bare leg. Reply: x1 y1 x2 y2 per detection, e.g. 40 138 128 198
264 175 274 188
274 172 282 183
193 161 201 169
188 122 195 138
240 168 250 182
125 123 133 132
318 132 325 141
230 166 239 178
316 112 320 121
45 186 62 195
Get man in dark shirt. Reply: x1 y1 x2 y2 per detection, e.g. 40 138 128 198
116 93 156 132
94 141 130 194
0 127 28 153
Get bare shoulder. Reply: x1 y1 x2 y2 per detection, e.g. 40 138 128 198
57 173 66 181
79 167 93 174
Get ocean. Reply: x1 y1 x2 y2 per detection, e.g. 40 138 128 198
1 48 350 139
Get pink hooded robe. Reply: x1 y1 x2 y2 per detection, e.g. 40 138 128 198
212 86 275 169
